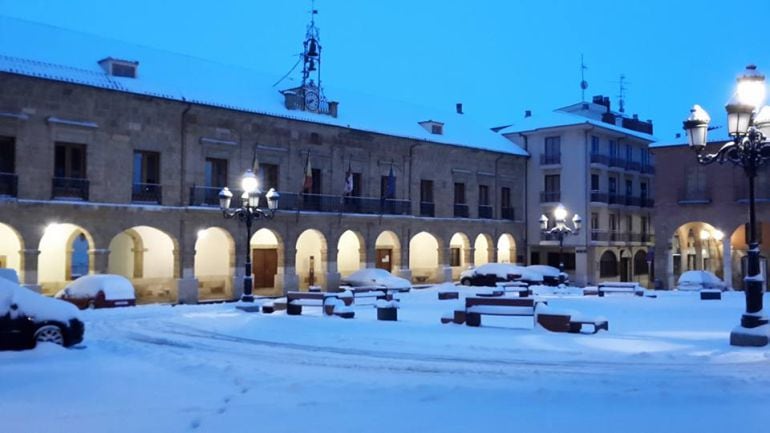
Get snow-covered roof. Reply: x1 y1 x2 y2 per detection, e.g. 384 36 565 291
501 110 657 143
0 16 527 157
650 126 731 149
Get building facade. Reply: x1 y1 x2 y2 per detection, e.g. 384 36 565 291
504 97 656 286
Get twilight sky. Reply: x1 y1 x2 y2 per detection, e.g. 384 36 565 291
2 0 769 141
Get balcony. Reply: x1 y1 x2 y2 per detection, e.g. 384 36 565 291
590 153 609 165
591 230 608 242
420 201 435 217
609 156 625 168
607 193 623 205
640 197 655 208
640 233 655 244
279 193 411 215
454 203 469 218
624 195 641 206
541 232 561 241
641 164 656 174
0 172 17 197
189 185 223 206
132 183 162 203
52 177 89 200
609 231 622 242
625 160 642 171
501 207 515 220
540 153 561 165
590 192 608 203
540 191 561 203
478 205 493 219
678 188 711 204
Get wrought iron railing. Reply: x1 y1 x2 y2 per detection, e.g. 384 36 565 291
0 172 17 197
52 177 89 200
478 205 493 219
132 183 162 203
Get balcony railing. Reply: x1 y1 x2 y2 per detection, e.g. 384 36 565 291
591 230 608 242
279 193 411 215
478 205 493 219
590 191 608 203
608 193 623 205
609 156 625 168
625 160 642 171
0 172 17 197
420 201 435 217
641 164 656 174
540 191 561 203
640 197 655 208
590 153 609 165
541 232 561 241
501 207 515 220
678 188 711 204
132 183 162 203
624 195 641 206
454 203 469 218
609 231 622 242
540 153 561 165
52 177 89 200
189 185 223 206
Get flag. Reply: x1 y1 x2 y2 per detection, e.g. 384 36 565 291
303 153 313 193
385 166 396 199
344 162 353 195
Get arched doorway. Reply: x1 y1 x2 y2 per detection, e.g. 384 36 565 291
633 249 649 285
296 229 327 290
38 223 94 296
473 233 493 266
497 233 516 264
670 222 723 287
108 226 176 303
728 222 770 291
449 232 470 280
338 230 364 277
0 222 23 280
599 250 618 280
374 230 400 273
195 227 235 300
409 231 440 283
251 228 283 293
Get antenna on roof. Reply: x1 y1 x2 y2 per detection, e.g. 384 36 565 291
580 54 589 103
617 73 628 114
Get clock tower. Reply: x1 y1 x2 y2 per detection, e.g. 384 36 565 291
280 3 338 117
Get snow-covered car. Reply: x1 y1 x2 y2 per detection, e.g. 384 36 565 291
677 270 726 291
0 277 85 350
459 263 543 286
55 274 136 309
526 265 566 286
341 269 411 292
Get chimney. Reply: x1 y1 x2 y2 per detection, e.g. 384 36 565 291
456 103 463 114
524 110 532 118
328 101 339 118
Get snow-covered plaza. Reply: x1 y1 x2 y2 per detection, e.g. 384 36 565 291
2 286 770 433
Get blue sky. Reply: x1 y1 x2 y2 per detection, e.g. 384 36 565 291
2 0 769 141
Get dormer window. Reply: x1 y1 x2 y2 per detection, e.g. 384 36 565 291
98 57 139 78
419 120 444 135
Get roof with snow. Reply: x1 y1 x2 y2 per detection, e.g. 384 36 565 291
501 110 657 142
0 16 527 157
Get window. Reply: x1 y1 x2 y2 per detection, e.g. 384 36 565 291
205 158 228 188
591 174 600 191
133 151 160 185
479 185 490 206
591 136 600 154
685 166 707 197
625 143 632 161
454 182 466 204
420 180 434 203
544 175 560 192
380 174 396 198
634 250 649 275
55 142 87 178
640 182 648 200
450 247 461 267
641 148 650 166
309 132 322 145
609 140 618 157
608 176 617 194
259 163 279 191
501 187 511 208
111 63 136 78
600 251 619 277
626 215 633 232
351 173 362 197
625 179 633 197
641 216 648 235
311 168 322 194
591 213 599 230
431 124 443 135
609 214 618 232
544 136 560 156
0 136 14 173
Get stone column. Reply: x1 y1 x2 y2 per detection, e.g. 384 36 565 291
177 249 199 304
722 235 733 290
487 246 497 263
398 247 412 281
437 247 452 283
464 247 475 269
278 245 299 294
324 245 341 291
364 242 376 269
575 248 588 286
88 249 110 274
21 249 41 293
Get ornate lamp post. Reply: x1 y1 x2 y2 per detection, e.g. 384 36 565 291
540 204 582 285
219 169 280 303
683 65 770 346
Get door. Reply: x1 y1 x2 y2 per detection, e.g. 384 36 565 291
375 248 392 272
620 258 630 282
252 249 278 288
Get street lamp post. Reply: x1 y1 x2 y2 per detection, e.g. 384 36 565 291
540 204 582 285
219 169 280 303
683 64 770 346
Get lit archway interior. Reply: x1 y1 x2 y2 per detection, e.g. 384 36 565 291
474 234 492 266
449 232 470 280
0 222 23 280
728 222 770 290
374 230 400 273
497 233 516 264
337 230 364 277
195 227 234 299
670 222 723 285
296 229 326 290
409 231 439 283
38 223 93 295
250 228 282 291
108 225 176 303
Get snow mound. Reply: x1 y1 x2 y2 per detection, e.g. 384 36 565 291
56 274 136 300
0 277 80 322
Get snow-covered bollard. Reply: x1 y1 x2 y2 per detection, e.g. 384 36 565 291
340 289 354 306
375 298 399 321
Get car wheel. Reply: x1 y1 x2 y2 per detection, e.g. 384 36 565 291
460 278 472 286
34 325 65 346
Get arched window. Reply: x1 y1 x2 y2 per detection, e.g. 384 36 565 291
633 250 649 275
599 250 618 278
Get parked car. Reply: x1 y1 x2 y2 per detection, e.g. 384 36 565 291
55 274 136 309
341 269 411 291
459 263 543 286
526 265 566 286
677 270 726 291
0 277 85 350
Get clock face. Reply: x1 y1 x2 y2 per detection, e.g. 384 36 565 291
305 91 319 111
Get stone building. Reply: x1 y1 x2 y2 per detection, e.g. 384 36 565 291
503 97 656 286
0 17 527 303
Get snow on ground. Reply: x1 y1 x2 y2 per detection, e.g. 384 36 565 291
2 286 770 433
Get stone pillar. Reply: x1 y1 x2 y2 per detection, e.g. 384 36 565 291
464 247 474 269
21 249 41 293
694 236 703 270
437 247 452 283
364 242 376 269
398 247 412 281
487 246 497 263
177 249 199 304
666 246 675 290
279 245 299 294
88 249 110 274
575 248 588 286
324 246 341 291
722 236 733 290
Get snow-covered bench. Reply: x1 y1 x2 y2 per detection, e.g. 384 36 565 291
597 282 644 297
496 281 531 297
285 291 354 318
464 297 543 327
535 304 609 334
